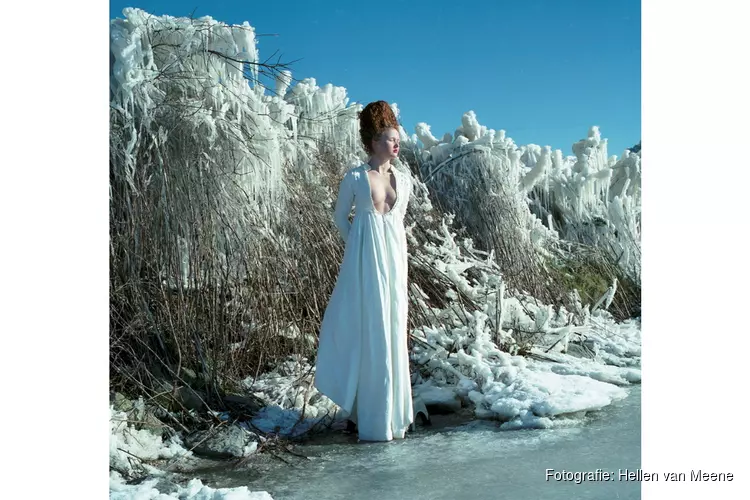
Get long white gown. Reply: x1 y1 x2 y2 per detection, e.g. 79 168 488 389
313 163 414 441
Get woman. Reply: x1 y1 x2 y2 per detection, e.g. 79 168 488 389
313 101 414 442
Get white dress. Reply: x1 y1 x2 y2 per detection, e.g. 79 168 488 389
313 163 414 441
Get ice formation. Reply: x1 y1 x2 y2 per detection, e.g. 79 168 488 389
110 471 274 500
109 403 191 477
109 7 641 491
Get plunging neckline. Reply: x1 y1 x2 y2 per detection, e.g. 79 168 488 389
364 165 399 216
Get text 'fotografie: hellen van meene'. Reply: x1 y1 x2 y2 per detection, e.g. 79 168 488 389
546 469 734 482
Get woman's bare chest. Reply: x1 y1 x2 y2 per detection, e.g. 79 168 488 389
365 169 398 215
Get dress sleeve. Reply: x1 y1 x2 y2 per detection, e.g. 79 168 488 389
333 171 355 242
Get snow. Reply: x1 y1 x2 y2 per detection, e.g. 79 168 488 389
231 306 640 434
412 379 462 412
110 472 274 500
249 404 322 437
110 404 191 476
110 408 272 497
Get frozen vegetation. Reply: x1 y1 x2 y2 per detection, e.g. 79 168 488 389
109 8 641 498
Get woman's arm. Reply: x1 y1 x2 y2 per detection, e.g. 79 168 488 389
333 171 355 242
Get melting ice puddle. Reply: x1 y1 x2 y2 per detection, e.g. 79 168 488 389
198 385 640 500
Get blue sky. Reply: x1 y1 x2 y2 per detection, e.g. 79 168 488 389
110 0 640 157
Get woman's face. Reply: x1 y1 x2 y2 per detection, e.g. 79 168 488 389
372 128 400 159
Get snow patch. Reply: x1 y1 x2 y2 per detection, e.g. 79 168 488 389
110 471 274 500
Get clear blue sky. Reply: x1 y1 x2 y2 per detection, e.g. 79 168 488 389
110 0 640 157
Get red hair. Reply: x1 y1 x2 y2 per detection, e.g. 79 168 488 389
358 101 399 156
